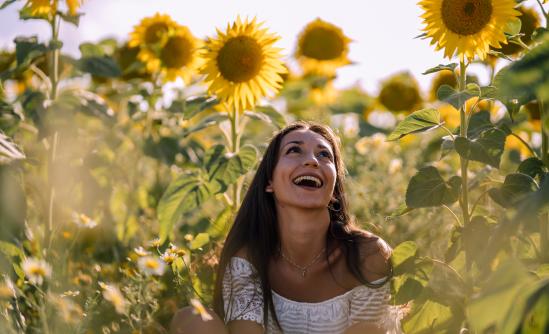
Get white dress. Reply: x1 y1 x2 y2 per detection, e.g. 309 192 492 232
222 257 402 334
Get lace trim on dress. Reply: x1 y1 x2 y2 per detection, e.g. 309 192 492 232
222 257 264 327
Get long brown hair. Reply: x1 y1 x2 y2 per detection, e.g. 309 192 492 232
213 120 384 329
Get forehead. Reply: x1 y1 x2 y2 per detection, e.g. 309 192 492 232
280 129 333 150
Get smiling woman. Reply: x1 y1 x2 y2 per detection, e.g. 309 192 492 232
170 121 402 334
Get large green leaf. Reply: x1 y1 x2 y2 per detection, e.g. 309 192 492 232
253 106 287 129
391 241 417 271
405 166 461 208
168 95 218 119
77 56 121 78
395 278 424 304
189 232 210 250
499 39 549 102
422 63 457 75
467 111 493 139
387 108 441 141
454 126 510 168
500 280 549 334
204 144 258 193
157 171 218 242
207 206 233 239
436 84 480 110
517 157 546 179
488 173 539 208
403 300 453 334
14 36 48 68
467 260 535 333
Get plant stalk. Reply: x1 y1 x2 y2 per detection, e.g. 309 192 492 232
458 60 470 226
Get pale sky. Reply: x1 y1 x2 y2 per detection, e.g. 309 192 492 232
0 0 500 94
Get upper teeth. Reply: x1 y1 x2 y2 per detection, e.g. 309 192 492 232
293 175 322 187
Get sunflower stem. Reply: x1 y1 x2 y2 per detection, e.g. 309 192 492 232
540 99 548 166
228 106 241 212
535 0 548 20
458 60 470 227
49 14 60 100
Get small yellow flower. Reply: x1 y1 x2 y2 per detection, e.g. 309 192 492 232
65 0 82 16
388 159 403 175
184 234 194 242
0 281 15 299
137 256 166 276
161 252 177 265
22 258 52 285
100 283 127 314
190 298 213 321
133 246 150 257
149 238 161 248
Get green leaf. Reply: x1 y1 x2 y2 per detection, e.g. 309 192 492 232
387 108 441 141
58 12 81 26
207 206 233 239
461 216 494 266
422 63 457 75
14 36 47 68
454 126 510 168
1 0 18 10
55 90 115 120
499 40 549 102
77 56 122 78
189 233 210 250
204 144 258 193
79 42 106 57
0 240 24 259
405 166 461 208
254 106 287 129
157 171 218 242
489 173 539 208
171 95 218 119
403 300 453 334
436 84 479 110
389 203 414 217
395 278 424 304
182 113 228 137
480 86 498 100
391 241 417 271
499 280 549 334
0 131 25 165
467 111 494 139
517 158 546 179
467 259 534 333
504 18 522 36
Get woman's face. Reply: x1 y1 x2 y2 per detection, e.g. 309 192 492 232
266 128 337 210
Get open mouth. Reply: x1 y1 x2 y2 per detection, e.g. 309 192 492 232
292 175 323 188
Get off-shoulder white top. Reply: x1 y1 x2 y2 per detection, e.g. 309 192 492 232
222 257 402 334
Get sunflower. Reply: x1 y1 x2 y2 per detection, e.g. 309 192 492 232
419 0 520 61
129 13 178 71
492 6 540 56
201 16 286 113
157 26 202 82
24 0 54 16
378 72 422 113
295 18 352 75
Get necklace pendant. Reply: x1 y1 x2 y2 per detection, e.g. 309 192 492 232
301 269 306 278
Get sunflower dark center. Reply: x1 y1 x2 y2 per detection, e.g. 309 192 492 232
145 23 169 44
216 36 263 83
160 36 193 69
300 27 344 60
441 0 493 36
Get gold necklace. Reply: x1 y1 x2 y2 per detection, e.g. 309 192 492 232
279 246 326 278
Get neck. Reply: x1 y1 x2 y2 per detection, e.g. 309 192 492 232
276 205 330 265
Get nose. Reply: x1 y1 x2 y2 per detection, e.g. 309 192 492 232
303 153 319 168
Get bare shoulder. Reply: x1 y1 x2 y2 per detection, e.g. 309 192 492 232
356 231 392 282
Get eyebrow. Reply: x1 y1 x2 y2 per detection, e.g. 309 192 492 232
281 140 332 152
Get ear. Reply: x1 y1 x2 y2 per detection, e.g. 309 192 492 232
265 181 274 193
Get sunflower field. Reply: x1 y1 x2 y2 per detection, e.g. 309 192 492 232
0 0 548 333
